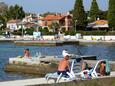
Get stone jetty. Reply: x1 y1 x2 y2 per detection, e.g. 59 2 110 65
4 55 97 75
14 40 79 46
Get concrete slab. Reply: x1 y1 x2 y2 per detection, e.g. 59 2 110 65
0 78 47 86
1 72 115 86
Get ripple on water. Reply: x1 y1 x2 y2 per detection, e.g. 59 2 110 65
0 42 115 81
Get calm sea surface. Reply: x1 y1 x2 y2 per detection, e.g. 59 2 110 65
0 42 115 81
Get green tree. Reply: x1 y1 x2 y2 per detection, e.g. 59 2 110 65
0 15 6 30
42 27 49 35
0 2 8 30
50 22 60 34
18 7 25 20
97 11 107 20
0 3 25 31
107 0 115 30
88 0 99 22
40 12 55 17
25 28 35 35
72 0 87 31
5 4 25 20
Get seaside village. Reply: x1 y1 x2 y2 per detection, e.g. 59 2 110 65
0 0 115 86
5 13 112 41
6 12 73 40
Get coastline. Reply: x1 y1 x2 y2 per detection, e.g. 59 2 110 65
0 38 115 46
0 35 115 46
1 37 115 85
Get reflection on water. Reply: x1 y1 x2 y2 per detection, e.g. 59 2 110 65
0 42 115 81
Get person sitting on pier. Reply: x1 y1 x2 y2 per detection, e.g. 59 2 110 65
23 48 31 59
99 61 106 76
82 61 90 70
57 55 70 77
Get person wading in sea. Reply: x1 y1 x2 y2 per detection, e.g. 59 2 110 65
24 48 31 58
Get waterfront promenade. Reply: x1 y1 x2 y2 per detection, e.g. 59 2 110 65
0 35 115 41
1 36 115 45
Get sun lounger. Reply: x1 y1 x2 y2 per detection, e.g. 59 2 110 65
80 59 110 79
45 59 110 83
90 59 110 78
45 59 82 83
69 59 110 80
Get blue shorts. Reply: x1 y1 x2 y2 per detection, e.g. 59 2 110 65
57 70 69 77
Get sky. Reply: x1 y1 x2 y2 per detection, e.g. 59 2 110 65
1 0 108 14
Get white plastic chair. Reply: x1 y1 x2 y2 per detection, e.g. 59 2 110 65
45 59 82 83
90 59 108 78
81 59 110 79
68 59 82 79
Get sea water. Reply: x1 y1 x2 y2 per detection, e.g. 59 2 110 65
0 42 115 81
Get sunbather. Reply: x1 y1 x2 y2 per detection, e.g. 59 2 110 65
100 61 106 76
82 61 92 70
57 55 70 77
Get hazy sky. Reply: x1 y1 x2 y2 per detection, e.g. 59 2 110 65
1 0 108 14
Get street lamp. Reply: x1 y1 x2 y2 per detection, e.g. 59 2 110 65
21 21 24 37
75 20 77 33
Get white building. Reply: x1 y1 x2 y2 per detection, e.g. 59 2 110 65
7 19 23 31
22 14 33 23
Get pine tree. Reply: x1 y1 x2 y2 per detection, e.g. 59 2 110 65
89 0 99 22
108 0 115 30
5 5 25 20
72 0 87 31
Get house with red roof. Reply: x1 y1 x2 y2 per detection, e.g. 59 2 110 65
24 22 38 29
39 13 72 31
7 19 23 31
87 20 109 31
7 19 39 30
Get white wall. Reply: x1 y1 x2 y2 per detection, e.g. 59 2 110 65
4 35 115 41
83 36 115 41
42 36 54 40
7 23 17 30
7 23 22 30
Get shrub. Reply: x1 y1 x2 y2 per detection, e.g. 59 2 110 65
76 31 107 35
65 28 76 35
25 28 35 35
106 31 115 35
12 30 22 35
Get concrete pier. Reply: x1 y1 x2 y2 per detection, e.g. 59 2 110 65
14 39 115 46
0 71 115 86
0 78 47 86
4 55 97 75
14 40 79 46
4 63 58 75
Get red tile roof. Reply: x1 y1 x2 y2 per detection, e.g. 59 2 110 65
24 22 37 27
40 14 65 21
7 19 21 23
95 20 108 25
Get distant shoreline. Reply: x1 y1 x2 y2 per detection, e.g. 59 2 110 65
79 39 115 45
0 38 115 45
